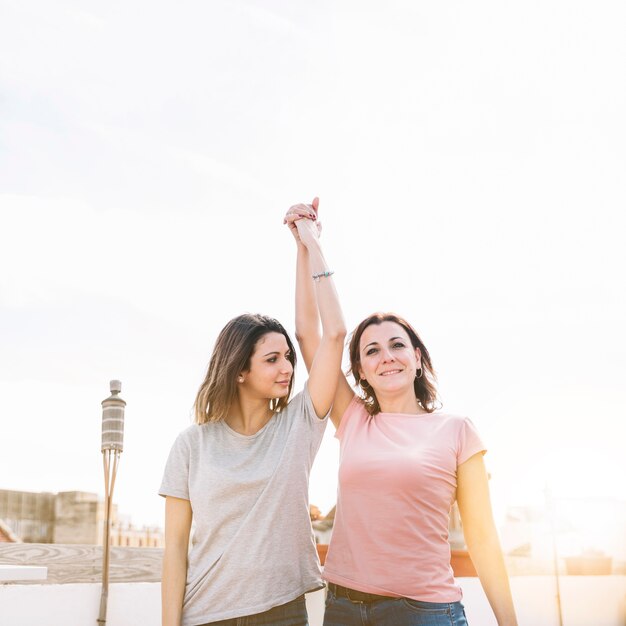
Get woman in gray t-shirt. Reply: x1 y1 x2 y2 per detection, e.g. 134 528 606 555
160 199 345 626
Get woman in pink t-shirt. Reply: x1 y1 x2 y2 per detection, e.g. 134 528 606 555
285 202 518 626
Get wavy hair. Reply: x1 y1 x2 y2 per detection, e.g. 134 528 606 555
194 314 297 424
348 312 440 416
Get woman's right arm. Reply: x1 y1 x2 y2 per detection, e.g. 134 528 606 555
285 198 355 428
162 496 192 626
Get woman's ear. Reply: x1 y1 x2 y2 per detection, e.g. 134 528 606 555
414 347 422 368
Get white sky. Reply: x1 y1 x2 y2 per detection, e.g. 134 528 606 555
1 1 625 532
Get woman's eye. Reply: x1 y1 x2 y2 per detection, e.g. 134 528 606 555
393 342 405 349
366 348 378 356
268 357 277 363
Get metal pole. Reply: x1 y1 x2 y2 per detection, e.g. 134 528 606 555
546 485 564 626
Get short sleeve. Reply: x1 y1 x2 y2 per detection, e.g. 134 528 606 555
334 394 365 441
457 417 487 466
301 381 331 425
158 430 191 500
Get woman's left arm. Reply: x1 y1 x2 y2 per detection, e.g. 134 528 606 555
456 453 518 626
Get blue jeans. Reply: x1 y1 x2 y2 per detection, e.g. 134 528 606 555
323 585 468 626
198 594 308 626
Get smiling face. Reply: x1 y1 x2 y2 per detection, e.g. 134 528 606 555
348 312 439 416
357 321 422 395
240 331 294 400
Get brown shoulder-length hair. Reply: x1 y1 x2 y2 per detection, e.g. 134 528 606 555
348 312 440 416
194 313 297 424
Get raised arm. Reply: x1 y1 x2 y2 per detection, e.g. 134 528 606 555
286 200 322 371
456 454 518 626
285 199 355 427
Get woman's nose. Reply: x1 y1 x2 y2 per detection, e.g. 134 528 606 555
381 349 395 362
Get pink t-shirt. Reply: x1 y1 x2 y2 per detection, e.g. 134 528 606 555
323 396 486 602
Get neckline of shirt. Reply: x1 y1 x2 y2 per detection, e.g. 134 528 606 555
217 413 277 440
376 410 442 418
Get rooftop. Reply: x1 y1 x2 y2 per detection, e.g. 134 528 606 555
0 544 624 626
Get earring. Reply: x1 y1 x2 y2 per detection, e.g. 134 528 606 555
238 376 244 383
415 367 423 379
359 378 371 389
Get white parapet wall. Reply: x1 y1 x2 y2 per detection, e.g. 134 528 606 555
0 583 326 626
0 577 624 626
461 576 626 626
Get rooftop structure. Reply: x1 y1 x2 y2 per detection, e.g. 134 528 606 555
0 489 162 548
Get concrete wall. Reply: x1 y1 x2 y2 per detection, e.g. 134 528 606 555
0 577 624 626
0 583 324 626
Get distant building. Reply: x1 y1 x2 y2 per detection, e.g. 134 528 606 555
0 489 162 547
54 490 108 544
0 490 55 542
110 517 162 548
0 518 21 543
500 497 626 575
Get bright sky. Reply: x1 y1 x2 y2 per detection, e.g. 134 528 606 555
1 1 625 531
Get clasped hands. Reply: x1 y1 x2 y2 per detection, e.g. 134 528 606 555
283 197 322 248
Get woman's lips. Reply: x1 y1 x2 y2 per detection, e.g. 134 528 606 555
379 369 403 376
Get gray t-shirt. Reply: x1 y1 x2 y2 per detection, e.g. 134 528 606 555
159 384 328 625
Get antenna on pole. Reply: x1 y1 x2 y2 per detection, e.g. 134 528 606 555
97 380 126 626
